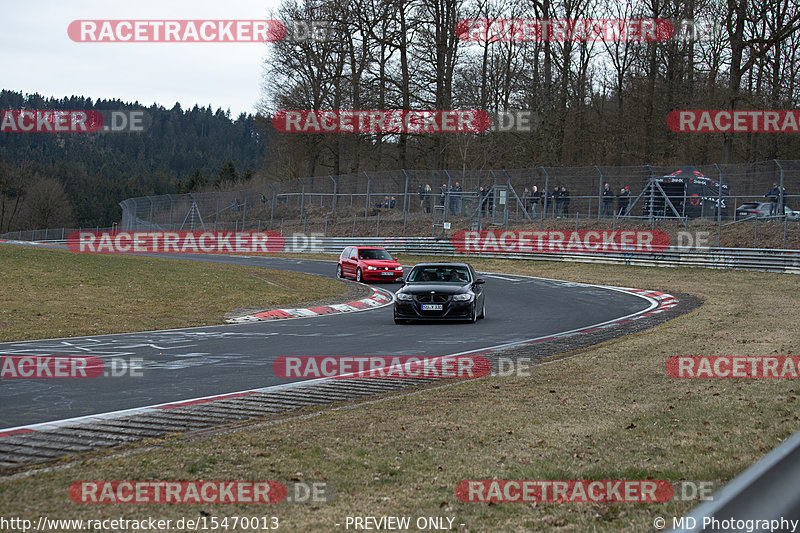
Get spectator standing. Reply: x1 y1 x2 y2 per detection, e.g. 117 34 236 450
561 186 570 216
440 184 447 207
479 186 488 215
423 184 432 213
418 183 426 209
617 186 630 216
601 183 614 217
389 196 396 209
764 182 780 215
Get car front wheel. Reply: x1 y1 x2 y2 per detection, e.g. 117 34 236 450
468 303 478 323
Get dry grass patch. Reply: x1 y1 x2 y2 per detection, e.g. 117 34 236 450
0 244 346 342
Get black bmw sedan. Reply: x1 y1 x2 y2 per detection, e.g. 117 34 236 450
393 262 486 324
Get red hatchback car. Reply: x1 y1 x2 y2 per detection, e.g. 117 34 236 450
337 246 403 283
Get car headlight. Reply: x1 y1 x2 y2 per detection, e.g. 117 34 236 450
367 266 377 270
452 293 473 301
395 293 413 301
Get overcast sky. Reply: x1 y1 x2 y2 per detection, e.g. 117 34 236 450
1 0 282 117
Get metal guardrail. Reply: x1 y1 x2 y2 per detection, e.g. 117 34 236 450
668 429 800 532
276 237 800 274
6 235 800 274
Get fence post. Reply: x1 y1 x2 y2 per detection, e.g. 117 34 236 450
329 175 337 215
754 217 758 248
352 215 356 237
364 172 371 217
324 216 328 237
242 190 247 229
444 170 453 224
541 167 549 222
714 163 723 247
298 178 305 220
214 193 220 231
376 211 381 236
775 159 785 217
595 166 603 220
401 169 410 236
168 195 174 230
269 184 277 229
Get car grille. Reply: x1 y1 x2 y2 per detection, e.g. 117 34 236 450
417 294 448 303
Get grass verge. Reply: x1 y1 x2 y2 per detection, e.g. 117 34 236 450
0 244 346 342
0 255 797 532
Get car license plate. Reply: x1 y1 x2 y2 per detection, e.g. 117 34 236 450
381 271 394 276
421 304 443 311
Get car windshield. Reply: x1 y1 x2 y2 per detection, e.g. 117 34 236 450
407 266 470 283
358 249 393 260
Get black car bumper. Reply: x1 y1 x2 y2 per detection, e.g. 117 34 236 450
394 300 474 320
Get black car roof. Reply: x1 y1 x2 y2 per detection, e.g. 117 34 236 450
411 262 471 268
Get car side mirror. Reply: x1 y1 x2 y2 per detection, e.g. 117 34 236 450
474 278 485 285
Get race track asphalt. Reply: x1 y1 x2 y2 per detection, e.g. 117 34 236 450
0 255 651 429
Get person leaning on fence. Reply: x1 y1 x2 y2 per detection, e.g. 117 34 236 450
602 183 614 217
418 183 426 208
617 186 630 216
764 182 781 215
531 186 540 218
554 186 563 217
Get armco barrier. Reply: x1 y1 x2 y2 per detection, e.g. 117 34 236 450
7 235 800 274
276 237 800 274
